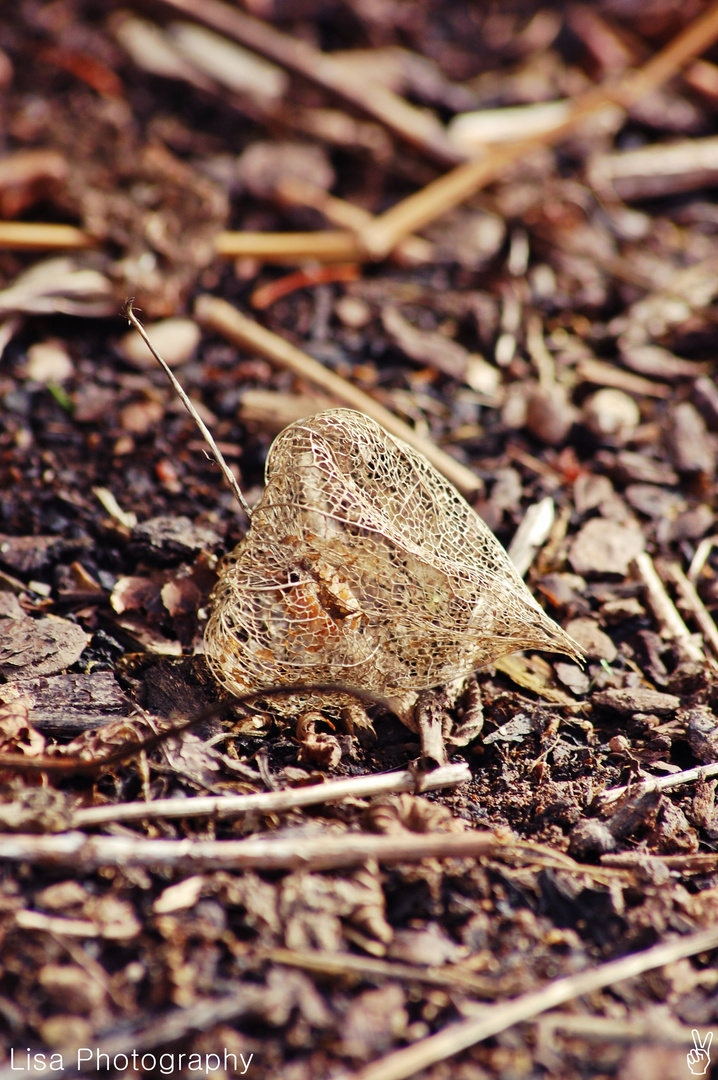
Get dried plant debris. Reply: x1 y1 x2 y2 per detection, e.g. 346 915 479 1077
205 409 581 707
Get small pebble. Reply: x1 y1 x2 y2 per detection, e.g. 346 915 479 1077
25 340 74 384
525 384 575 446
120 399 165 435
609 735 630 753
583 388 640 441
334 295 372 329
118 318 201 370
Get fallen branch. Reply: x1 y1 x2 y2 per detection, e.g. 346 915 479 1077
73 762 471 827
194 293 482 495
336 927 718 1080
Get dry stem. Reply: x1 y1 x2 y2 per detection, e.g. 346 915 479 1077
123 299 253 519
0 830 582 874
631 552 704 662
73 762 471 827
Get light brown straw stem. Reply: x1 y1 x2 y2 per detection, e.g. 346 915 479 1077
194 294 482 496
214 230 361 262
0 221 97 250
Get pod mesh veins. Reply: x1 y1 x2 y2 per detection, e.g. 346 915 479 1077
204 409 582 703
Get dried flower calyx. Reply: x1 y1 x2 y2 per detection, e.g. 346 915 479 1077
205 409 582 702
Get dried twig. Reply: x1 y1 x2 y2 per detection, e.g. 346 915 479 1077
357 2 718 259
335 927 718 1080
72 763 471 827
262 948 514 999
536 1010 714 1048
0 829 582 874
631 552 704 662
194 294 482 495
659 559 718 661
156 0 463 166
597 760 718 809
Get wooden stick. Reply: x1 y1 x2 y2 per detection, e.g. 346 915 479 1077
194 294 482 496
73 762 471 827
358 1 718 259
0 829 580 874
631 552 704 662
0 221 97 250
338 927 718 1080
660 559 718 661
596 761 718 810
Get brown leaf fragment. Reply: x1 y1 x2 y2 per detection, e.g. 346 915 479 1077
0 616 89 678
593 688 681 715
569 518 645 577
690 779 717 831
236 141 335 199
554 661 590 696
692 375 718 431
111 575 165 617
602 450 679 486
130 516 221 563
382 305 474 382
0 148 68 217
388 923 463 966
0 786 74 832
296 713 342 770
621 343 710 382
35 880 89 912
161 577 202 618
565 618 617 662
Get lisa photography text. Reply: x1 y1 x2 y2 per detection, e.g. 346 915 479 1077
9 1048 254 1075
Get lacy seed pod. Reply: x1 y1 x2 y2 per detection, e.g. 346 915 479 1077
204 409 582 703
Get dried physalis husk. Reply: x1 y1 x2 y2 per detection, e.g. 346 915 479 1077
204 409 582 710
